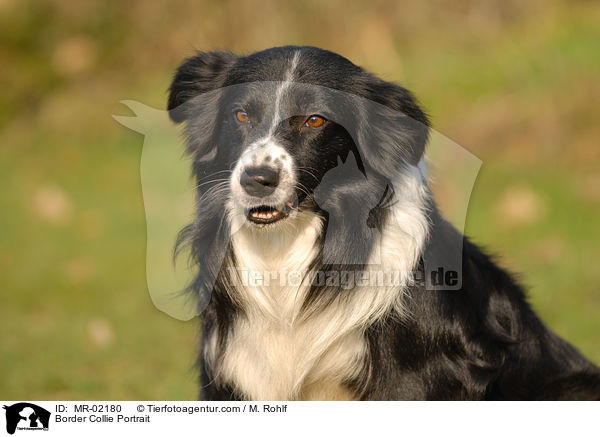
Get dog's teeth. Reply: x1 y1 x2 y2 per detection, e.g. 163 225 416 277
249 206 284 222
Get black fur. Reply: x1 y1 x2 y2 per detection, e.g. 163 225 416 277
168 46 600 400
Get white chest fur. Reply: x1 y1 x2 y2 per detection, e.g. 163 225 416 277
218 213 365 400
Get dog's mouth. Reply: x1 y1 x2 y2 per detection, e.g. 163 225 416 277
246 198 299 225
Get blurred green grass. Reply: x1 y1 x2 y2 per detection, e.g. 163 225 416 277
1 0 599 399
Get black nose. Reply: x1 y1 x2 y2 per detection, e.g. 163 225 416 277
240 166 280 197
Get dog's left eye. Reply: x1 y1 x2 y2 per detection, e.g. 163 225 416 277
305 115 326 128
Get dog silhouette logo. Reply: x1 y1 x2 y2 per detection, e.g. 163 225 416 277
3 403 50 434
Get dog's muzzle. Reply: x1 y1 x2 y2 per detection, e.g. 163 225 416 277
231 142 298 226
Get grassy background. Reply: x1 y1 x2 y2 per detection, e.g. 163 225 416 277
1 0 599 399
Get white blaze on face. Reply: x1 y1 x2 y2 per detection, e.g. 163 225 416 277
267 50 300 137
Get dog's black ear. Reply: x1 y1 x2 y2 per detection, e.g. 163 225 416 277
358 75 429 175
168 51 238 123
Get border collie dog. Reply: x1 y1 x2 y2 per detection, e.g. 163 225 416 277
168 46 600 400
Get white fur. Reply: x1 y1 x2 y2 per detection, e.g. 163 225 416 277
206 162 430 400
268 50 300 137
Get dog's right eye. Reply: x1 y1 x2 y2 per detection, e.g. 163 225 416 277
305 115 326 128
235 111 249 123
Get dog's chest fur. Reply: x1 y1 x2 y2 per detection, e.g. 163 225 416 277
215 213 363 400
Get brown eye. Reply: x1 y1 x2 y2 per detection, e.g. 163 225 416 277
305 115 326 128
236 111 249 123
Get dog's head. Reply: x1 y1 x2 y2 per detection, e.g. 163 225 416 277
169 47 431 307
168 46 429 232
